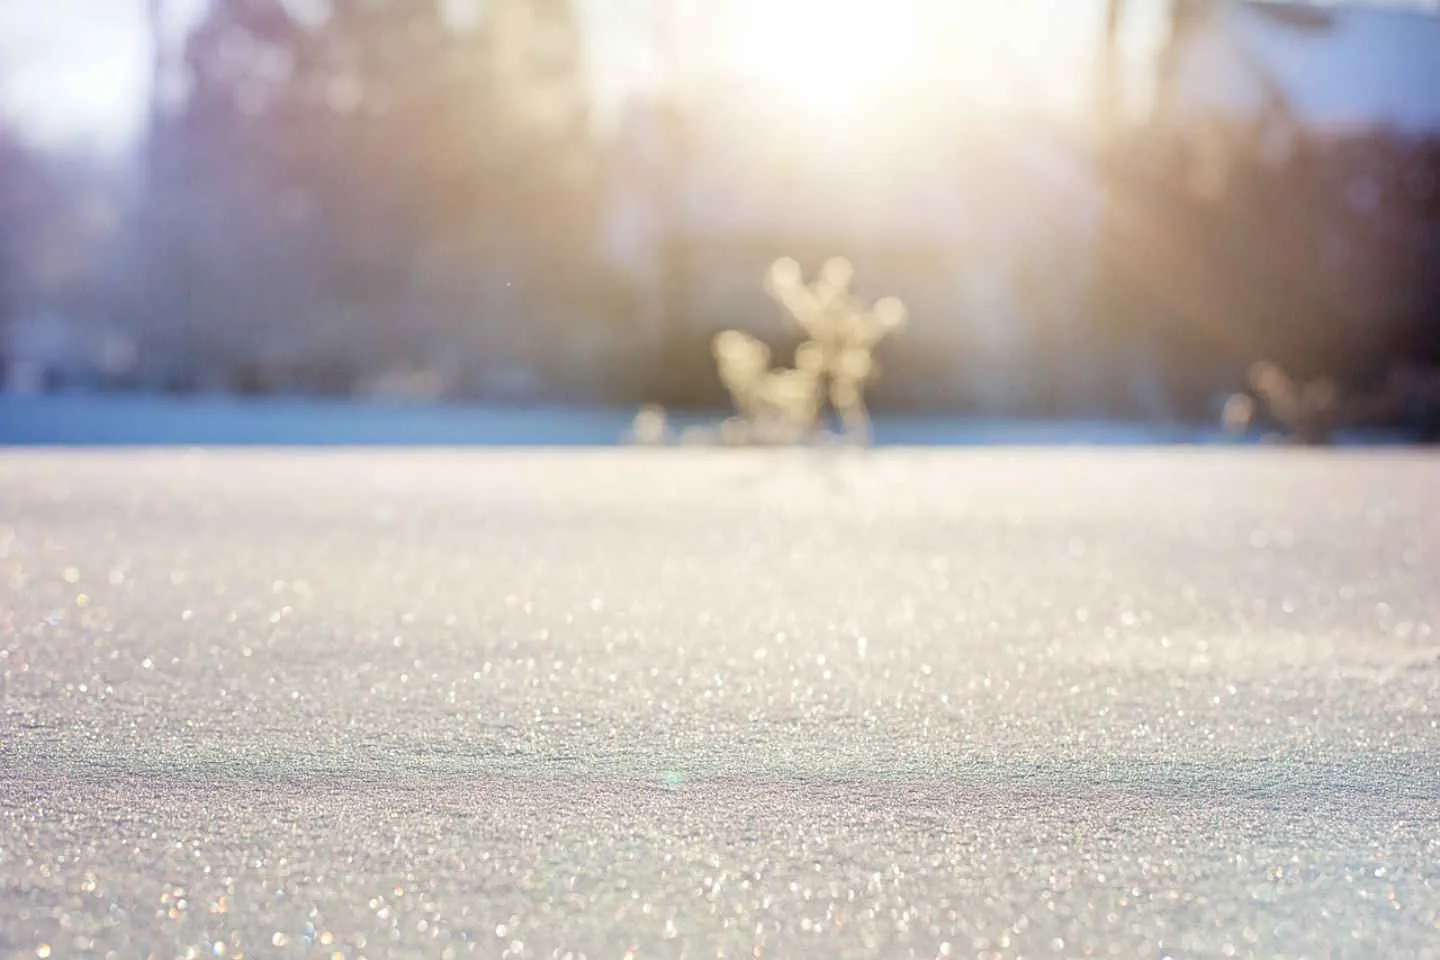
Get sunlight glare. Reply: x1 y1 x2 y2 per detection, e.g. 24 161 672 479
728 0 927 115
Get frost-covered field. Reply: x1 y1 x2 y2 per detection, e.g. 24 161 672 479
2 449 1438 957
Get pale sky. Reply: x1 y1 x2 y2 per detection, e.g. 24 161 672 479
0 0 181 149
0 0 679 150
0 0 1109 152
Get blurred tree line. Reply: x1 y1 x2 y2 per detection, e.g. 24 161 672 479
2 0 1437 431
3 0 643 400
140 0 639 398
0 120 134 391
1089 0 1440 434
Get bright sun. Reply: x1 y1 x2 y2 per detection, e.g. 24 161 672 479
727 0 927 115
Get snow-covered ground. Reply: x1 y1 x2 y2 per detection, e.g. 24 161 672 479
2 449 1437 957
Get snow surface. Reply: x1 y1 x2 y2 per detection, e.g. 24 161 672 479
2 449 1438 957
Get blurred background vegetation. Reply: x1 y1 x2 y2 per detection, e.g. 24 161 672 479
1 0 1438 433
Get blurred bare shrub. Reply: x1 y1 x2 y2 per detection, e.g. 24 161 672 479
1225 360 1440 444
711 330 823 444
627 403 671 445
1225 361 1340 444
704 256 906 445
765 257 907 443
